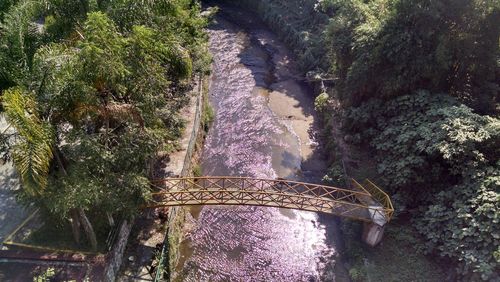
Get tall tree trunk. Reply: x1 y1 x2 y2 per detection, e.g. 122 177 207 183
55 148 84 245
70 209 81 244
78 208 98 251
53 147 67 174
106 212 115 227
54 147 98 250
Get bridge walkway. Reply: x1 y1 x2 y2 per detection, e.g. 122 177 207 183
148 177 393 223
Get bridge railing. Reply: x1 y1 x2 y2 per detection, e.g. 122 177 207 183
152 176 368 195
149 177 393 223
350 179 394 224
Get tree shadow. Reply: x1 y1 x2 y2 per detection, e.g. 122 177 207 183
0 162 30 243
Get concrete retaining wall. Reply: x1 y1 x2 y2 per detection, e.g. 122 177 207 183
103 76 206 282
104 220 134 281
162 76 208 279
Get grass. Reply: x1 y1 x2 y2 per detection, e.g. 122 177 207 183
192 164 202 177
168 207 188 273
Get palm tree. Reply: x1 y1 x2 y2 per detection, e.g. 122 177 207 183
2 87 99 251
2 87 54 195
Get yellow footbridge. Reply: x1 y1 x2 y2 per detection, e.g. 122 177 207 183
149 177 393 224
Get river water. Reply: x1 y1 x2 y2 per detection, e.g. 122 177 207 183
174 7 341 281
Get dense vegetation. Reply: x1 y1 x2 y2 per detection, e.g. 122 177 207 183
342 92 499 279
0 0 210 250
320 1 499 279
222 0 499 280
2 0 498 279
321 0 499 113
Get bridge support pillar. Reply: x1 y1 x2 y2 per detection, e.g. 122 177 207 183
362 222 385 247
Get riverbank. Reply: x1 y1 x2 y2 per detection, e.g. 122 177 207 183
206 1 454 281
169 6 351 281
118 76 209 281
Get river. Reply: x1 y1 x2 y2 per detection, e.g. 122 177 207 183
174 6 343 281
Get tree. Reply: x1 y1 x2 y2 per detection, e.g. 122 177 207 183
342 91 499 204
2 87 54 195
0 0 45 90
0 0 19 20
2 0 209 250
320 0 499 114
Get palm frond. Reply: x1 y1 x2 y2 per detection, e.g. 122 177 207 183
2 87 54 195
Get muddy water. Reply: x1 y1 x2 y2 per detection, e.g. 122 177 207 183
174 8 340 282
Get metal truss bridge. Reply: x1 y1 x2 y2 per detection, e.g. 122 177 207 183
149 177 393 223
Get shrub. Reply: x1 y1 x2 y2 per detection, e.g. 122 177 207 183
341 91 499 278
314 92 330 112
416 165 500 280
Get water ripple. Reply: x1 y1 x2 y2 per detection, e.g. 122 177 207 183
176 16 336 282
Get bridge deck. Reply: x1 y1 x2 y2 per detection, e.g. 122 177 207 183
149 177 393 223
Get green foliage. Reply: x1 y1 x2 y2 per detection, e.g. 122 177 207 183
220 0 330 73
42 0 94 39
80 12 128 87
26 11 195 220
342 91 500 278
322 161 345 187
104 0 211 75
314 92 330 112
0 0 45 89
1 0 209 248
42 130 155 219
0 0 211 91
320 0 499 114
417 165 500 280
0 0 18 20
345 91 498 200
2 87 54 195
